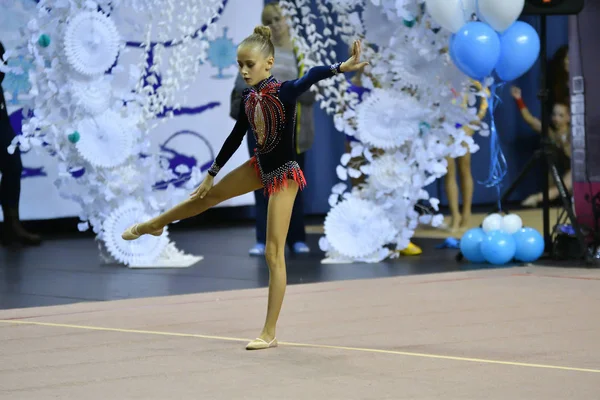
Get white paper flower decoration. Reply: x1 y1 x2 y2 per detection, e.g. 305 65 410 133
63 11 121 77
102 200 169 266
280 0 488 263
75 109 135 169
356 88 430 149
9 0 223 267
368 152 413 192
362 1 397 48
70 77 112 115
324 197 398 259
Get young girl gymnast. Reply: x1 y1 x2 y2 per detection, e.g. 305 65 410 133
122 26 369 350
510 85 572 207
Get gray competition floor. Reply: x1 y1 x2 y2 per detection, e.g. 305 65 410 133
1 225 599 399
1 226 477 309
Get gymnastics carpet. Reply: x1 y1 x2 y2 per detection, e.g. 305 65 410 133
1 265 599 399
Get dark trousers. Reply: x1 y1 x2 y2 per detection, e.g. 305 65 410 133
246 131 307 246
0 121 21 209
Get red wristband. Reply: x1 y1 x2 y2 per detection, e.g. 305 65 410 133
515 98 526 110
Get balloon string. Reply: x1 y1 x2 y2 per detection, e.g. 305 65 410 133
477 82 507 211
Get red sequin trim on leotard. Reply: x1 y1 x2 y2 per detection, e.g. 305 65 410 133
250 156 306 196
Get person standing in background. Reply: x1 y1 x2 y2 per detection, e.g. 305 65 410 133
444 81 489 233
230 2 314 256
0 41 41 246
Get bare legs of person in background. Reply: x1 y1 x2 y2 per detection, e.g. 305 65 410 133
444 80 488 232
445 150 474 232
510 86 573 208
521 170 572 207
122 160 297 349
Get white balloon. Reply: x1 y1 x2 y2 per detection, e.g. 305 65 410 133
425 0 467 33
476 0 525 33
462 0 477 20
502 214 523 234
482 213 503 233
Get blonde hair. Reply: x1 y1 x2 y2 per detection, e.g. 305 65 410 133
261 2 282 25
239 25 275 58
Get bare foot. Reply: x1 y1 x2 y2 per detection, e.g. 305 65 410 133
521 194 540 208
459 213 471 229
450 215 461 232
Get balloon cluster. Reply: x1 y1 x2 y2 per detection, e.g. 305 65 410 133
426 0 540 83
460 213 545 265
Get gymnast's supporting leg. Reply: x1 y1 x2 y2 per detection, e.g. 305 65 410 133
246 179 298 350
123 159 263 238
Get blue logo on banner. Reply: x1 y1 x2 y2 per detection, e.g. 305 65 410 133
204 27 238 79
152 130 216 190
3 56 33 106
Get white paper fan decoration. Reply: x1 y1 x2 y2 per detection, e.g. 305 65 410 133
70 77 112 115
368 153 413 191
103 200 168 266
75 109 135 169
356 88 430 150
63 11 121 77
107 164 143 194
324 197 397 258
362 1 397 48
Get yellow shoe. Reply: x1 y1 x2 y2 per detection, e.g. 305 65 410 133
399 242 422 256
246 337 278 350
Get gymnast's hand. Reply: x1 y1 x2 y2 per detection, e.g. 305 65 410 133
190 175 214 200
510 86 522 99
340 40 369 73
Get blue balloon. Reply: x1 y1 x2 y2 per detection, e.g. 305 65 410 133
513 227 545 262
449 34 459 65
460 227 487 263
449 22 501 81
494 21 541 82
481 230 516 265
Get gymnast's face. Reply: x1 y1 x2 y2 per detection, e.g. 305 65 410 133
237 45 274 87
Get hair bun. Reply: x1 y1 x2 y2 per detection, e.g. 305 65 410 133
253 25 272 40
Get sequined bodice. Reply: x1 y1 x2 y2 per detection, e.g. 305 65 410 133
243 76 286 154
208 63 341 181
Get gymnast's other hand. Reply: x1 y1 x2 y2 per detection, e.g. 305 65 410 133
510 86 522 99
340 39 369 73
190 175 214 200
